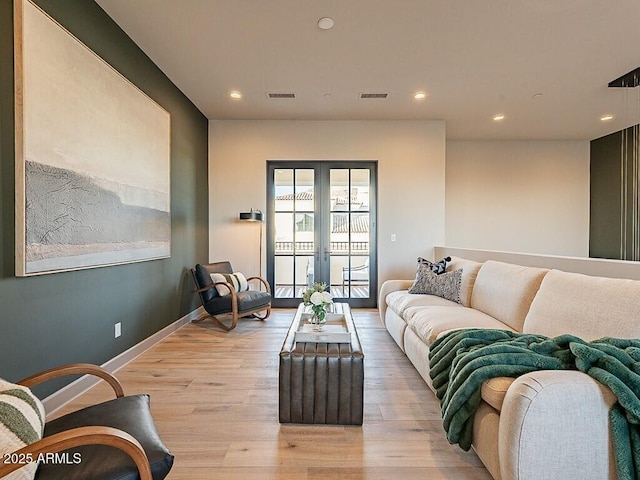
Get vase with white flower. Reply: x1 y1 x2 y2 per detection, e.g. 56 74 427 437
302 282 333 330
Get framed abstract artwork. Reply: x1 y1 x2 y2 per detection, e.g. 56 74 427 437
14 0 171 276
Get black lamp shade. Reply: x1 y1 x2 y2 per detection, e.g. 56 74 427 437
239 210 263 222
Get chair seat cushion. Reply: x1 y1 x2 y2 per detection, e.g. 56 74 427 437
37 395 173 480
204 289 271 315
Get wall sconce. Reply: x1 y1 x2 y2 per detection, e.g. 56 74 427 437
239 209 263 222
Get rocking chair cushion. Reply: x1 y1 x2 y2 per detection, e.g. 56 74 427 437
37 395 173 480
204 289 272 316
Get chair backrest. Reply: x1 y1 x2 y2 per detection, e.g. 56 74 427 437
192 261 234 304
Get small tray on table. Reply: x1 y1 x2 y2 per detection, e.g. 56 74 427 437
294 312 352 343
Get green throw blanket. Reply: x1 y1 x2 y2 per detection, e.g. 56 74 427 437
428 329 640 480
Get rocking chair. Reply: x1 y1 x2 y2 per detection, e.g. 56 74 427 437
191 261 272 331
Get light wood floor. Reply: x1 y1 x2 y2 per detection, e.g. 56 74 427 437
54 309 492 479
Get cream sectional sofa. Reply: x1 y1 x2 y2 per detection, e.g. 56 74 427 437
379 256 640 480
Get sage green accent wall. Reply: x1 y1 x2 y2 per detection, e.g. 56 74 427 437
0 0 209 396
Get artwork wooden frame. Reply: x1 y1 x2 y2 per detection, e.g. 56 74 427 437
14 0 171 276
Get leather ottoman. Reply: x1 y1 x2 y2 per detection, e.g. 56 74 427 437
278 303 364 425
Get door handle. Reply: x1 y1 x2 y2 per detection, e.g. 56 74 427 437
315 249 320 262
324 248 329 262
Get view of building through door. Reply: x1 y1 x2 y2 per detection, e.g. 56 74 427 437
266 162 377 308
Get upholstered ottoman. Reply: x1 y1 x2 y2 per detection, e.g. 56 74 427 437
278 303 364 425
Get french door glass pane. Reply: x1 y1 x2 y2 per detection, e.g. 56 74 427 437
351 169 370 211
330 213 349 254
330 169 349 211
295 255 314 297
351 213 370 254
274 256 293 298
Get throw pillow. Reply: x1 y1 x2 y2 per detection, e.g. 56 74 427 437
0 379 45 480
210 272 249 296
418 256 452 275
431 256 452 274
409 260 463 303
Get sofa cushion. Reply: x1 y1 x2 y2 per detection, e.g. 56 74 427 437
481 377 515 412
523 269 640 340
386 290 462 319
407 306 517 345
447 256 483 307
470 261 548 332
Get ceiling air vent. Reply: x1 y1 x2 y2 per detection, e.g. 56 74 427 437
360 93 388 99
267 92 296 99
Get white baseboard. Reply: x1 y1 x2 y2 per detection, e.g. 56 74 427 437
42 306 205 415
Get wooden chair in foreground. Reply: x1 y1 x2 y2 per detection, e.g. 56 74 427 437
191 261 272 331
0 363 173 480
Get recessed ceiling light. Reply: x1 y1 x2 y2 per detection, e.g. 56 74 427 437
230 91 242 99
318 17 334 30
414 92 427 100
600 114 614 121
493 114 505 121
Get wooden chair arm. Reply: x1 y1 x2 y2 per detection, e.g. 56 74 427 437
246 276 271 294
18 363 124 398
0 426 152 480
194 284 214 293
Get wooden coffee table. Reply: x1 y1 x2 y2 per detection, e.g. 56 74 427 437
278 302 364 425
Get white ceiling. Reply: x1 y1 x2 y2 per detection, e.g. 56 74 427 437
95 0 640 140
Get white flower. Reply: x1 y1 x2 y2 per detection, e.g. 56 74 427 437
321 291 333 303
310 291 324 305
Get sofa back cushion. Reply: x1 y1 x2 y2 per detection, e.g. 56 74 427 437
470 260 548 331
447 256 483 307
523 269 640 340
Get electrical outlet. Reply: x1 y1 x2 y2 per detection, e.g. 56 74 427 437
391 233 397 242
114 322 121 338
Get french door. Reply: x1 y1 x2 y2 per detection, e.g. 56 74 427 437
267 161 377 308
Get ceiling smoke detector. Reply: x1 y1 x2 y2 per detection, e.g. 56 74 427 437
318 17 334 30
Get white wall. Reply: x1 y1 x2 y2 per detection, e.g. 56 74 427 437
208 120 446 286
435 246 640 281
445 141 590 257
